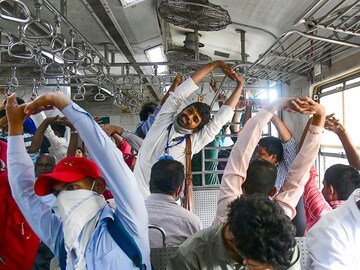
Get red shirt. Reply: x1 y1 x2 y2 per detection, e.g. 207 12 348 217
0 141 39 269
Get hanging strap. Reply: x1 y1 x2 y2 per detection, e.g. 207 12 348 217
59 214 146 270
182 135 195 213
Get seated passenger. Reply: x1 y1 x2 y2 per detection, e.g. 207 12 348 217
306 188 360 269
215 97 326 224
168 194 300 269
146 159 202 247
6 92 151 269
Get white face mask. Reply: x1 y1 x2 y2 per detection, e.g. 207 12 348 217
56 189 106 268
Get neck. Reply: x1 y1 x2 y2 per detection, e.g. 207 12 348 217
222 223 244 263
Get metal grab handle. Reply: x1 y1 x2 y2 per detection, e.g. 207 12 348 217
61 46 85 62
122 75 133 86
0 0 31 23
50 34 66 53
77 55 93 70
8 41 34 59
39 76 47 86
94 92 106 101
73 84 86 101
23 19 53 39
0 28 13 47
44 62 64 76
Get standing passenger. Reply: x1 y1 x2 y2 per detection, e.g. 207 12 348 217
6 92 151 269
134 61 245 199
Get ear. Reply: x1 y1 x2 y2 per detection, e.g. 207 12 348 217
270 154 278 164
174 185 183 198
94 177 106 194
268 187 277 197
328 184 338 200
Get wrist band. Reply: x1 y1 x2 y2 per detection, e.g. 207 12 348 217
308 129 323 135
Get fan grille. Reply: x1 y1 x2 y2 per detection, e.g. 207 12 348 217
166 48 212 73
158 0 231 31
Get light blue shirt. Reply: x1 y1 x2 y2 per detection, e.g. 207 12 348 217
135 105 162 138
7 103 151 269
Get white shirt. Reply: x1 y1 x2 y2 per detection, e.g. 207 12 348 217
306 188 360 270
134 77 234 199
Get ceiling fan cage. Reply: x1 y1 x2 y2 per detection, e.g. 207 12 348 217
158 0 231 31
165 48 212 73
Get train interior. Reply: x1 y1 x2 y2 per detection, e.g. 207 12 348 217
1 0 360 268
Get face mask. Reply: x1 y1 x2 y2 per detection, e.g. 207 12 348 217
173 117 193 135
56 189 106 257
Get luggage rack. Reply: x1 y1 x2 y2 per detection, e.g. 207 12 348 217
239 29 360 84
293 0 360 38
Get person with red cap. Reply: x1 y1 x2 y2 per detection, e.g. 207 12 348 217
6 92 151 269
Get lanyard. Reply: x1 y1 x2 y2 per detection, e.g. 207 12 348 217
164 124 186 156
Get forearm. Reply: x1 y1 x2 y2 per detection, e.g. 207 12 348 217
191 61 221 84
224 83 243 108
27 121 50 153
271 114 292 142
337 131 360 169
122 130 143 152
66 132 78 157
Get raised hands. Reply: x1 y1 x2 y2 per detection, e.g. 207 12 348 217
24 91 71 116
325 113 344 134
5 93 27 136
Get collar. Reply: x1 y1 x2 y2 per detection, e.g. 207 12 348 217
329 200 345 209
146 193 177 204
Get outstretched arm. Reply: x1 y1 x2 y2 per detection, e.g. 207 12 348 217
325 114 360 170
276 97 326 219
27 116 58 154
271 114 292 143
160 73 182 105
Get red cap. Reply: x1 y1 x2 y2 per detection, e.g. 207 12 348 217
34 156 101 196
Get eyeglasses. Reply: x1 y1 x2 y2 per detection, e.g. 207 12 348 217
35 163 54 168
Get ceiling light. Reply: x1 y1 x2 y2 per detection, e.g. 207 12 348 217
145 45 167 74
119 0 145 8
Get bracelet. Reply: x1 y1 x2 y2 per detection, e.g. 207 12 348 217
70 130 78 134
308 129 323 135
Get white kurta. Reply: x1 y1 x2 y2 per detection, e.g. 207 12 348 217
134 77 234 199
306 188 360 270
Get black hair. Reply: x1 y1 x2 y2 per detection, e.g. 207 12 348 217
149 159 184 195
227 194 296 269
139 102 157 121
243 159 277 195
50 123 66 137
183 102 211 131
76 147 85 155
324 164 360 200
258 136 284 163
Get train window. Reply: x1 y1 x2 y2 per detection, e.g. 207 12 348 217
316 73 360 179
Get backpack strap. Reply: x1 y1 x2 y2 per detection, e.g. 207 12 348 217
59 238 66 270
182 135 195 213
107 214 146 269
59 214 146 270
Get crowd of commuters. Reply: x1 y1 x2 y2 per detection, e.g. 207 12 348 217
0 61 359 270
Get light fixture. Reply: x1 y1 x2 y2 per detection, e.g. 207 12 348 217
119 0 145 8
145 45 167 74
